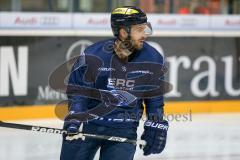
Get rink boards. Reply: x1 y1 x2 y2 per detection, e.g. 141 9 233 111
0 36 240 120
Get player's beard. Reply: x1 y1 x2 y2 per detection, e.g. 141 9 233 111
114 38 144 59
114 39 133 59
131 38 144 50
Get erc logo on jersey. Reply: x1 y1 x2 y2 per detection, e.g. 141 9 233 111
107 78 135 91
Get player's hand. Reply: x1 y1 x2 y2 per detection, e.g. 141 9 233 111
141 120 168 156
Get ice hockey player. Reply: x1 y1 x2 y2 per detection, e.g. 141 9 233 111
60 6 169 160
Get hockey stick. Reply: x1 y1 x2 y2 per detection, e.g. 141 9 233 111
0 121 146 146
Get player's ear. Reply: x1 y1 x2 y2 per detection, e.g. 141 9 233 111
119 27 128 40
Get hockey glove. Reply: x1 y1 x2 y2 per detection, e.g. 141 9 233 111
141 120 168 156
65 119 82 136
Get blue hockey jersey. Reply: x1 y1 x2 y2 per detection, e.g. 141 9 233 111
66 38 165 129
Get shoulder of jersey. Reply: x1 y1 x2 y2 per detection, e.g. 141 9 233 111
84 38 115 56
142 42 164 64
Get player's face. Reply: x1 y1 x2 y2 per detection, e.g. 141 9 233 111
130 23 149 50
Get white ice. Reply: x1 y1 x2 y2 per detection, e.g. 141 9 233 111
0 113 240 160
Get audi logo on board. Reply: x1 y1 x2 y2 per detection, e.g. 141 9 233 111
40 16 60 25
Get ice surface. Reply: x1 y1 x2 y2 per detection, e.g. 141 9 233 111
0 113 240 160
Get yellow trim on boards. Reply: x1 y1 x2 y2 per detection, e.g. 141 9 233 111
0 105 58 121
0 100 240 120
164 100 240 114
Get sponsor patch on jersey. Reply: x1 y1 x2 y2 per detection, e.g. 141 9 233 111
129 70 153 74
98 67 115 71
